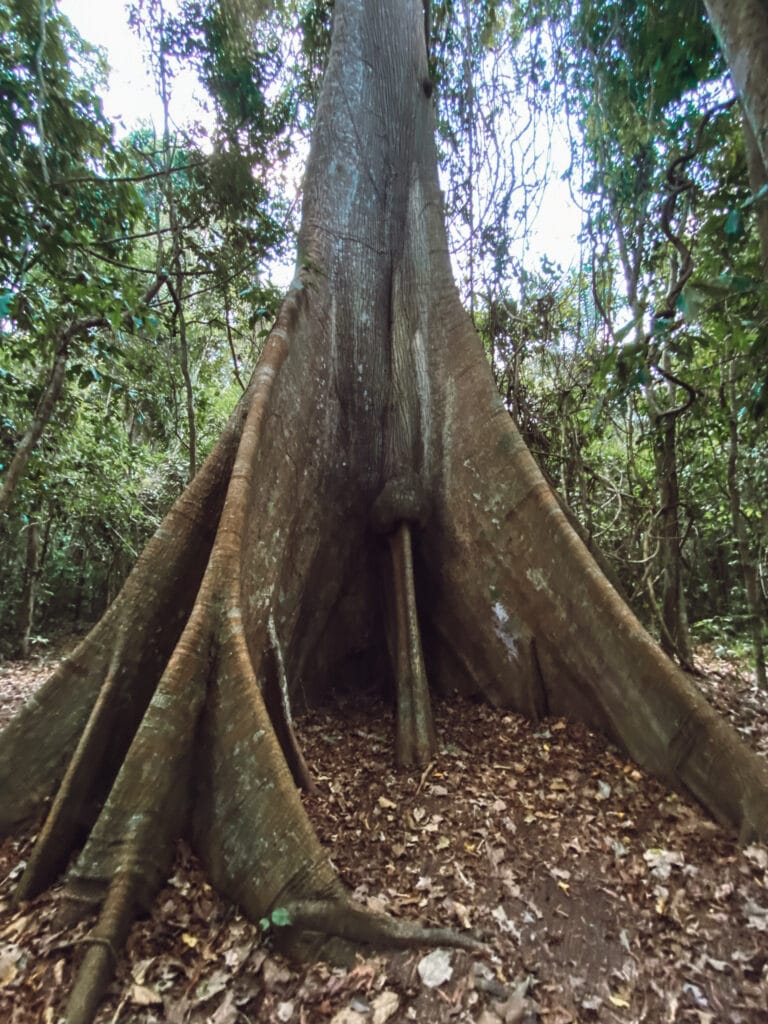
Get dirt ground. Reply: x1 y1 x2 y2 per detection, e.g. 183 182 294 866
0 639 766 1024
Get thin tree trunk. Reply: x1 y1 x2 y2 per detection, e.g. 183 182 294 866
224 287 246 391
71 543 86 627
726 363 767 689
16 518 41 658
179 306 196 481
158 1 196 482
168 270 197 482
460 0 476 316
652 412 694 669
0 337 67 517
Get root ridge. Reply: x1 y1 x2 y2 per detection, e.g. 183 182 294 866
282 897 486 953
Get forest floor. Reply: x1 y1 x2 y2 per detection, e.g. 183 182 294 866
0 637 766 1024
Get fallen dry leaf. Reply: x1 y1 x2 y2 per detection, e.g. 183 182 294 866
370 989 399 1024
130 983 163 1006
417 948 453 988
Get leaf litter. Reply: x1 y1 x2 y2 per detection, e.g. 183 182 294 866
0 641 766 1022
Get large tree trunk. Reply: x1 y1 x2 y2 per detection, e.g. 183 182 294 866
1 2 767 1022
742 111 768 277
704 0 768 175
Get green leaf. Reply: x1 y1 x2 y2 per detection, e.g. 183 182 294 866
0 292 13 319
270 907 292 927
676 287 701 320
724 209 743 240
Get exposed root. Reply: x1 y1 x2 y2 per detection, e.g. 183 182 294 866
65 870 136 1024
192 627 343 925
0 630 119 835
282 897 486 953
0 386 250 836
57 602 213 1024
16 646 128 901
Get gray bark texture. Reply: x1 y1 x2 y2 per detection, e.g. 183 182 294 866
704 0 768 174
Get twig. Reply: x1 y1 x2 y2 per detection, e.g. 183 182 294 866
415 760 436 795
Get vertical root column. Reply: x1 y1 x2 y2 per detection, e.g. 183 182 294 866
371 478 436 767
386 521 436 766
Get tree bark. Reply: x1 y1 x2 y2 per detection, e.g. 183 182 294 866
704 0 768 174
1 3 767 1022
652 412 694 670
157 1 197 483
742 110 768 277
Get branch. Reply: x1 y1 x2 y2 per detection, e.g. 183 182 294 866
641 97 736 424
55 160 205 188
83 249 162 275
34 0 50 187
655 95 738 322
652 362 699 417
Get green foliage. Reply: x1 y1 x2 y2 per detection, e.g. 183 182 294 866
465 0 767 660
574 0 721 115
0 0 293 648
0 1 143 337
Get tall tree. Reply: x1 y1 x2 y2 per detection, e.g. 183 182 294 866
1 3 767 1023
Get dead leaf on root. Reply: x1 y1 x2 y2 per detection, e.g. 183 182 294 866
130 982 163 1006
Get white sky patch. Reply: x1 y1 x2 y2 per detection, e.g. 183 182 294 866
527 122 583 270
60 0 211 134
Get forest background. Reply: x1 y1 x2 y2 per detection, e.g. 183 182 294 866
1 0 767 686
